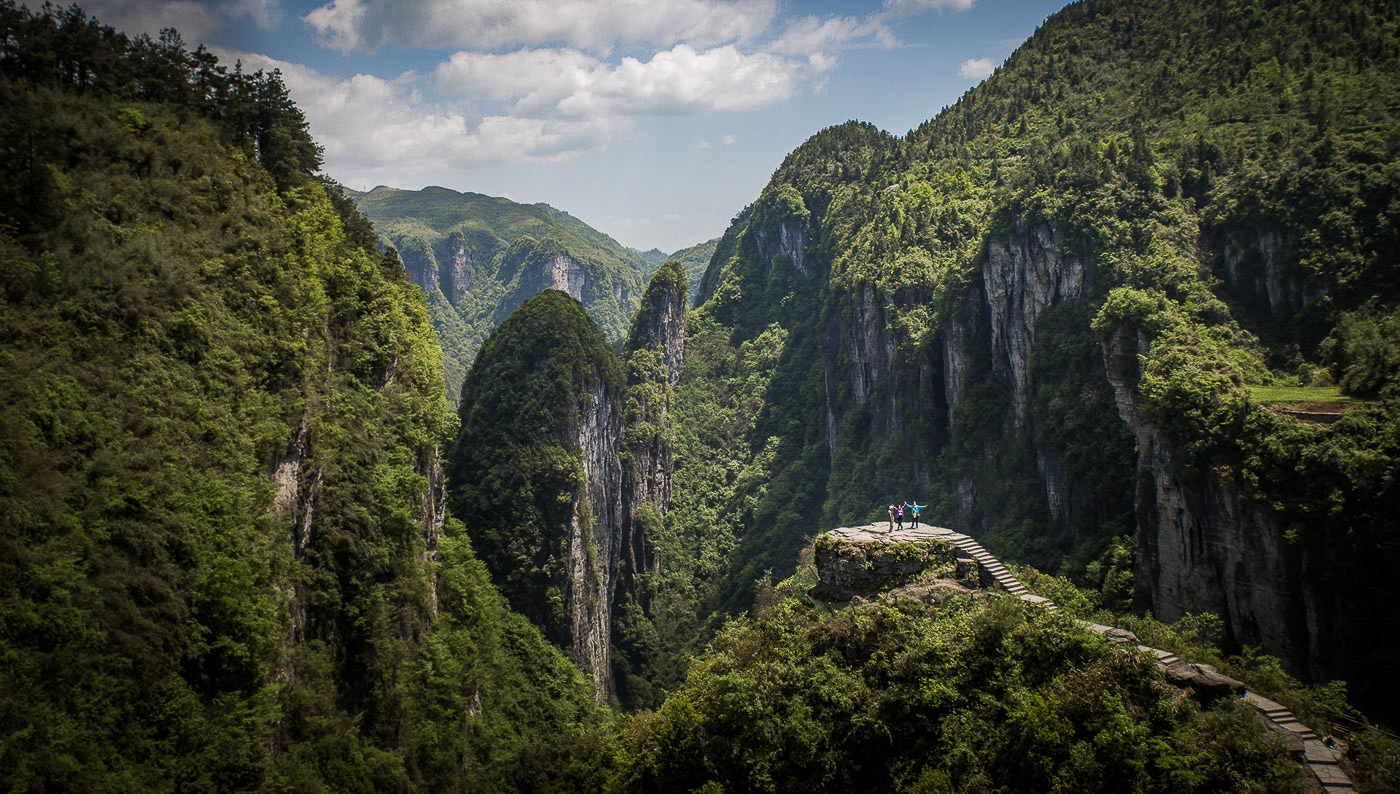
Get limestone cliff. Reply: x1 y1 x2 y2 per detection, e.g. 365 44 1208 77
620 262 688 593
449 290 626 701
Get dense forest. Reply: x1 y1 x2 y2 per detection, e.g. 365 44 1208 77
4 1 1400 792
0 4 596 790
351 185 654 405
650 0 1400 721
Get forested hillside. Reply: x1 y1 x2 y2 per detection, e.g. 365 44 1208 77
7 0 1400 791
0 6 596 790
664 0 1400 722
666 237 721 306
352 185 651 403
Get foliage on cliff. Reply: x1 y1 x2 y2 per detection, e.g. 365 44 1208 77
448 289 624 642
669 0 1400 690
663 237 720 306
352 185 651 405
0 6 595 789
602 595 1300 793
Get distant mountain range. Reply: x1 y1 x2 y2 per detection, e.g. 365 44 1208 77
352 185 716 402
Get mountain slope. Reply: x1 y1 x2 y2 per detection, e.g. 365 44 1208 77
352 185 651 403
0 9 595 790
673 0 1400 720
666 237 721 306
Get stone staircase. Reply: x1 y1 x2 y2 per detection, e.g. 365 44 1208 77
820 523 1357 792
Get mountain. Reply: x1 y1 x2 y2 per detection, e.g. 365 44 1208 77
632 247 668 267
8 0 1400 791
0 9 595 791
666 237 721 306
660 0 1400 723
350 185 652 404
447 263 687 705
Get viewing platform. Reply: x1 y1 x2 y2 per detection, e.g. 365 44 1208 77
811 522 1356 792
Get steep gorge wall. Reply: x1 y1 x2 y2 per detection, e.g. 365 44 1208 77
800 212 1371 698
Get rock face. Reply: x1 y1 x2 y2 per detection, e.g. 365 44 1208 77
619 262 687 599
1215 228 1322 319
816 217 1113 540
981 221 1087 426
449 290 626 702
808 533 954 600
567 380 624 701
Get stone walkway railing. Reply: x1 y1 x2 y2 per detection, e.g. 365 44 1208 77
824 524 1355 792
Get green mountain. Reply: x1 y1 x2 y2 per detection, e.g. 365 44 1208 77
666 237 721 306
351 185 652 404
0 8 595 791
632 247 668 268
8 0 1400 792
663 0 1400 725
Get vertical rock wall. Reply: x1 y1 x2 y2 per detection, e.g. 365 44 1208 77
568 382 624 701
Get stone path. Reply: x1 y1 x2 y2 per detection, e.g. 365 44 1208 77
824 523 1355 791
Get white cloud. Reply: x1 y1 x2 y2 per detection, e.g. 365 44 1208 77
884 0 976 16
722 134 736 145
435 48 605 107
768 14 864 55
559 44 807 116
304 0 777 54
215 49 614 186
437 43 819 118
697 139 712 149
79 0 225 43
957 56 995 80
232 0 282 29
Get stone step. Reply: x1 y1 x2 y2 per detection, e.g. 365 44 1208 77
1311 764 1352 787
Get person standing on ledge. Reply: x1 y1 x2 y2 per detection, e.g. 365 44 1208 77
908 501 926 528
894 502 904 531
887 503 896 533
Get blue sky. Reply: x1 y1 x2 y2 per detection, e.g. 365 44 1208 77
80 0 1067 252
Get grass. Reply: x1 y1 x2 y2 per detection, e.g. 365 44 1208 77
1246 385 1356 405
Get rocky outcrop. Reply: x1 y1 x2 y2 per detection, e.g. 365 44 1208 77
443 243 473 304
1103 324 1314 674
544 252 587 302
808 530 955 600
449 290 628 703
755 218 809 276
568 381 625 702
982 221 1087 426
620 262 688 596
1215 229 1322 319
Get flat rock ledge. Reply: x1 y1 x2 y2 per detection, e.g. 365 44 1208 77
805 522 1355 793
808 524 962 600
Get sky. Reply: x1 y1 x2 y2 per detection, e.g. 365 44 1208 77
78 0 1068 252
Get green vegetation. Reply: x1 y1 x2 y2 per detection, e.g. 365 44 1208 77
1245 385 1353 404
352 185 652 404
447 289 623 642
637 0 1400 732
664 237 720 306
601 595 1301 793
0 6 596 790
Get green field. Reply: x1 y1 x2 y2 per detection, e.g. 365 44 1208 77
1246 385 1356 405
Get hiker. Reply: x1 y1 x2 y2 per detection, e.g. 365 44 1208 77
894 502 904 531
887 503 896 532
908 501 926 528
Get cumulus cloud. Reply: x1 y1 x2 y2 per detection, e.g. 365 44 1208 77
957 56 995 80
81 0 283 41
79 0 226 42
303 0 777 54
437 43 818 118
216 49 614 185
884 0 976 15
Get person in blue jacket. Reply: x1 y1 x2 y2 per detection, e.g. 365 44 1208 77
907 501 926 528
